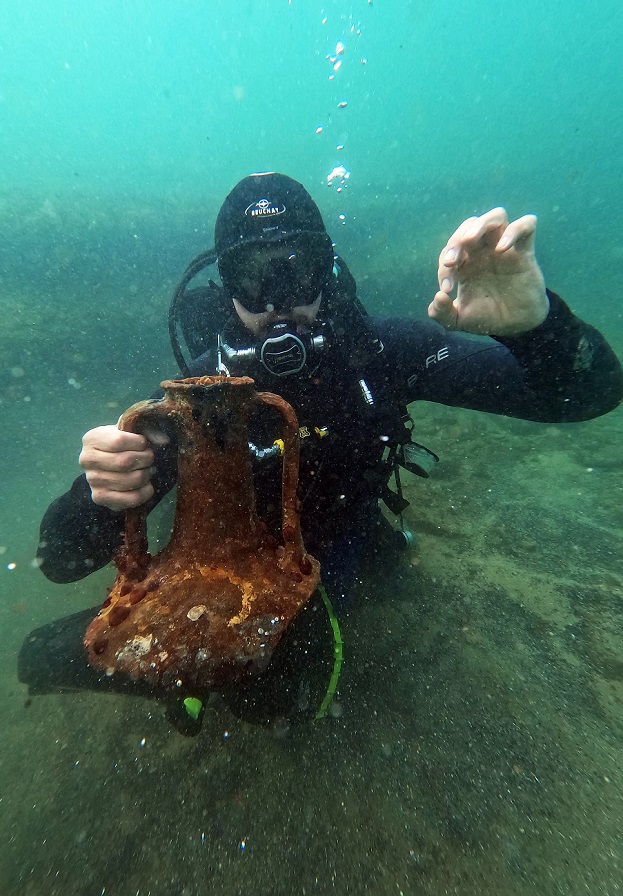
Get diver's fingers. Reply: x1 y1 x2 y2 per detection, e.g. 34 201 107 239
455 207 509 248
437 215 484 289
438 215 479 266
82 425 150 455
439 208 508 263
80 424 169 473
437 208 514 290
86 465 155 492
495 214 537 254
141 424 170 447
90 482 155 511
80 442 155 475
438 216 477 267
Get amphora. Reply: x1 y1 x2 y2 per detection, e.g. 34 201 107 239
84 376 320 695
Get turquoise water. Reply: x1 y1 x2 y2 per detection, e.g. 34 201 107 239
1 2 623 893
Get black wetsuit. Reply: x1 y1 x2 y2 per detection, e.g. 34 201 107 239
38 290 623 604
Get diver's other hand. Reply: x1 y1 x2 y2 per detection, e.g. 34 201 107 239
79 424 169 511
428 208 549 336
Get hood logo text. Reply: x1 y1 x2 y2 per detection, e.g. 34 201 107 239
245 198 287 218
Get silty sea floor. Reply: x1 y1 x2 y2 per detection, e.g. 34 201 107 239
1 391 623 895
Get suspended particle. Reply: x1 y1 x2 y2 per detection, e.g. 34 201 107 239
333 60 342 72
315 126 323 134
336 144 344 151
337 101 348 109
335 40 345 55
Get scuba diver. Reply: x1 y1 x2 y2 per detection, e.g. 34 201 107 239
30 172 623 728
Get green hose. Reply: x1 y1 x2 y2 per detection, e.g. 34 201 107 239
315 584 343 719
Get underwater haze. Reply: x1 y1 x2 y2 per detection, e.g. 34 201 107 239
1 2 623 894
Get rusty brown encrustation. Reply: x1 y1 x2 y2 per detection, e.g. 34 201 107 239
83 376 320 694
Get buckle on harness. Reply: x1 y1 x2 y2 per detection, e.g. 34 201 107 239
381 435 439 516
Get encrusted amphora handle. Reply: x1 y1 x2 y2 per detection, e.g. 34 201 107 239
255 389 311 575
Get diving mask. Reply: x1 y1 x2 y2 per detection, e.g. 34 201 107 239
219 234 333 315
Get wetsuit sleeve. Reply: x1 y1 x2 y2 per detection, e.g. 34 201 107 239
38 475 124 583
491 290 623 420
379 290 623 422
37 440 178 584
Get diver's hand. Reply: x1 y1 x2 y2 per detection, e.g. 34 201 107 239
79 424 169 511
428 208 549 336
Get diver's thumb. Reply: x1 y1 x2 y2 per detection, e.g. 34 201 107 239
142 424 170 447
